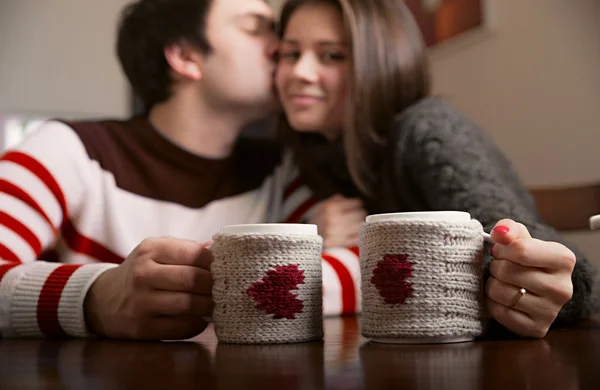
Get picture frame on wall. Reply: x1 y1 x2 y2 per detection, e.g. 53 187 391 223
405 0 496 57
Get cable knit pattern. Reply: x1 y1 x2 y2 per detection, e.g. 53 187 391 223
360 219 486 340
211 233 323 344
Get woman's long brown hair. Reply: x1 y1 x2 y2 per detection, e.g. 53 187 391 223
278 0 431 197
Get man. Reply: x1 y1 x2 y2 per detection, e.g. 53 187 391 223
0 0 360 340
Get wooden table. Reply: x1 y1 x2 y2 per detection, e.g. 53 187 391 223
1 316 599 390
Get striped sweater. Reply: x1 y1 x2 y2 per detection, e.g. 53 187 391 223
0 118 360 338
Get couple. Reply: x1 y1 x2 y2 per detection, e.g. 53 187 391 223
0 0 597 341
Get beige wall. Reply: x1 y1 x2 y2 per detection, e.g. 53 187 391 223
0 0 131 118
430 0 600 187
427 0 600 263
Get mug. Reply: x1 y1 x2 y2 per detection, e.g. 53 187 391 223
211 223 323 344
359 211 488 344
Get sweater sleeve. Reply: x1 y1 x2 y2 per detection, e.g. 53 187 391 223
0 121 116 338
392 98 599 326
277 151 361 316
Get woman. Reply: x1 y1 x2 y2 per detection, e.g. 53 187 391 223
275 0 598 338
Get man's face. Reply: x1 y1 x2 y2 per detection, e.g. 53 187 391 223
200 0 278 118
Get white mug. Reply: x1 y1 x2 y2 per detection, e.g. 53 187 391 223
360 210 488 344
211 223 323 344
366 211 496 244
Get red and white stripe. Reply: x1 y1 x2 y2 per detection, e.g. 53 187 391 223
0 123 121 337
282 179 317 222
0 260 21 336
5 261 116 337
0 155 63 227
0 225 35 263
322 246 361 315
281 174 319 223
1 120 364 339
281 172 362 316
0 193 55 254
322 258 343 316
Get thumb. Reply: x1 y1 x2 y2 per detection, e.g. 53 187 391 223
490 218 531 245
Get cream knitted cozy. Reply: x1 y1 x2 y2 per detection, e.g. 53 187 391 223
211 233 323 344
360 219 485 340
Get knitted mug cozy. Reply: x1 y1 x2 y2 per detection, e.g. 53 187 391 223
360 218 486 341
211 232 323 344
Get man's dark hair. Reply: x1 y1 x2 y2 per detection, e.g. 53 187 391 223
117 0 213 110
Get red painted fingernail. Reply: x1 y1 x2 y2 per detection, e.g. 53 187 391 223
489 244 495 257
493 226 510 234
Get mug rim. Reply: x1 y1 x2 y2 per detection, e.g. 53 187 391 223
365 211 471 223
220 223 318 235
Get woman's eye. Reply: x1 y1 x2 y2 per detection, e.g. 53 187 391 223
320 52 347 63
279 51 300 61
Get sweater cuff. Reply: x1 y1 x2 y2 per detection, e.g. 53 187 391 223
4 262 117 338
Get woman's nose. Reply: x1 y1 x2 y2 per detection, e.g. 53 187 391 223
292 53 319 83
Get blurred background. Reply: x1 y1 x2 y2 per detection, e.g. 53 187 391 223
1 0 599 264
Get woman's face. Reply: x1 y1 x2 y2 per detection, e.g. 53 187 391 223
275 3 351 140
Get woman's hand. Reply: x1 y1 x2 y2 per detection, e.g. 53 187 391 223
485 218 576 338
308 194 367 248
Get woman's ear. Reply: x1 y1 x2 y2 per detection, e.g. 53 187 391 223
164 41 203 81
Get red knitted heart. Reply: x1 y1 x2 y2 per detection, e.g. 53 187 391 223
246 264 305 319
371 254 414 304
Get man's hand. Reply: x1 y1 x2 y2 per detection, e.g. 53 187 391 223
84 238 214 340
